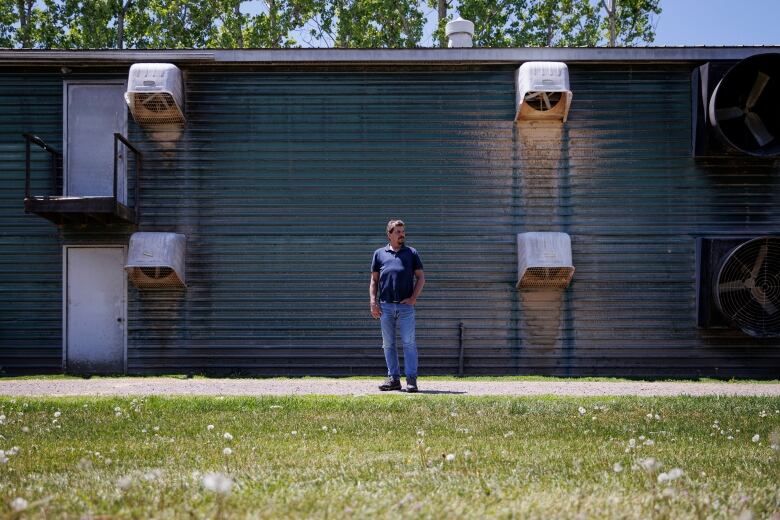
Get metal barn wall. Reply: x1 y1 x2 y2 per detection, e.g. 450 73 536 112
1 63 779 377
0 71 63 374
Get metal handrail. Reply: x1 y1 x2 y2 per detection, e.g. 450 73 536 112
113 133 143 220
22 133 61 200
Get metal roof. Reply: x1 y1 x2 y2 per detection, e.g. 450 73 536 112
0 47 779 66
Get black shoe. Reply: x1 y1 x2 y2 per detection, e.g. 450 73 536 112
405 377 419 393
379 377 402 391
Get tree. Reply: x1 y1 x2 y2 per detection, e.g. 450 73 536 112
600 0 660 47
310 0 425 48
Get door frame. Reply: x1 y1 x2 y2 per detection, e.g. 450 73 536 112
62 80 128 198
62 245 128 374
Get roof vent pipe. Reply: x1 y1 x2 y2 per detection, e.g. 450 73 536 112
445 17 474 48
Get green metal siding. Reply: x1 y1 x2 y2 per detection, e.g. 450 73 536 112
1 63 779 377
0 72 63 374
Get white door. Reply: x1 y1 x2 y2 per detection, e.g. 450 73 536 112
65 247 126 374
64 82 127 203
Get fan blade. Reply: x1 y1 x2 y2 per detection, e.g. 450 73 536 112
751 286 779 316
751 243 768 278
716 106 745 120
746 72 770 109
719 280 749 292
525 92 542 100
744 112 774 147
542 92 552 110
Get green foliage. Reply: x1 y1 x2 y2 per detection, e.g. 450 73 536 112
0 0 661 49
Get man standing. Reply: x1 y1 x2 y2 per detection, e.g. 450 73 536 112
370 219 425 392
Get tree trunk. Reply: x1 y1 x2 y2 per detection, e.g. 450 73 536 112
17 0 29 48
269 0 278 47
234 3 244 48
437 0 447 46
117 0 133 49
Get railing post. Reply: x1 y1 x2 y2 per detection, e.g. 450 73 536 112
24 136 31 199
135 153 141 221
113 133 119 200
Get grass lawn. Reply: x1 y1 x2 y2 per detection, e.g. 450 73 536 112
0 395 778 518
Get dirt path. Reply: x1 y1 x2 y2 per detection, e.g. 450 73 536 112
0 378 779 397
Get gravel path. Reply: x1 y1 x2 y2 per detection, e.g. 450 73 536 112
0 378 779 397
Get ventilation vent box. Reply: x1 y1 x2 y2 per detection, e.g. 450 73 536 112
693 54 780 158
516 232 574 289
125 232 186 289
125 63 185 126
697 236 780 337
515 62 573 122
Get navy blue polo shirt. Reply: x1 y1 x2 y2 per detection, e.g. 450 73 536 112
371 245 423 303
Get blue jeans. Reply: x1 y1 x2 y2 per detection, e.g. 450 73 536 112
379 302 418 379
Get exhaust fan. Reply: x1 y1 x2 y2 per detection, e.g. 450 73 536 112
125 63 185 126
516 232 574 289
515 62 573 122
697 236 780 338
692 53 780 157
125 232 186 289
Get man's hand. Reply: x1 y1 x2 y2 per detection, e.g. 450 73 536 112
399 297 416 306
370 301 382 319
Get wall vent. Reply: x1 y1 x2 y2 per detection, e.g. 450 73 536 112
517 232 574 289
515 62 573 122
692 53 780 157
697 236 780 338
125 63 185 127
125 232 186 289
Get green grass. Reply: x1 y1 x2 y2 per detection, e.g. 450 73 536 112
0 395 778 518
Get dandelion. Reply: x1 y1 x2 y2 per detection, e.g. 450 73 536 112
114 407 121 413
654 414 661 420
7 447 19 456
0 414 5 424
628 438 637 448
202 472 232 495
207 424 214 431
53 411 61 418
223 432 233 441
10 498 28 511
578 407 586 416
752 434 760 443
646 413 653 419
644 439 655 446
291 431 297 436
759 410 767 418
115 412 122 417
21 426 29 433
503 431 514 438
668 468 684 480
445 453 455 462
728 436 734 440
117 476 133 490
223 447 233 456
464 450 473 459
144 469 162 481
613 462 623 473
331 428 337 434
450 412 458 417
417 430 425 437
153 426 160 432
638 457 662 472
662 487 675 498
322 426 328 431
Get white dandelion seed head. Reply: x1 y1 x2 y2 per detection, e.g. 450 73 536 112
153 426 160 432
331 428 337 433
644 439 655 446
578 407 586 416
628 438 637 448
53 411 61 418
322 426 328 431
202 472 232 495
115 412 122 417
646 413 653 419
639 457 662 472
417 430 425 437
445 453 455 462
144 469 162 481
613 462 623 473
503 431 514 438
114 407 121 412
667 468 684 480
759 410 767 418
10 497 28 511
654 414 661 420
117 476 133 490
464 450 472 459
291 431 297 435
207 424 214 431
223 432 233 441
752 434 760 443
727 435 734 440
21 426 29 433
657 472 669 483
662 487 675 498
223 447 233 456
639 435 645 441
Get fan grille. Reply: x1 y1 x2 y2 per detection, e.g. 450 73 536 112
128 266 184 289
523 91 563 112
518 267 574 289
715 236 780 337
128 92 185 126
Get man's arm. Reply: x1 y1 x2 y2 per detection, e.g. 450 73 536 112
369 272 381 318
400 269 425 306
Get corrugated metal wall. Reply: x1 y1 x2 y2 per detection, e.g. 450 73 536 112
1 63 779 377
0 71 63 374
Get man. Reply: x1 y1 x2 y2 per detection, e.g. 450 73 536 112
370 219 425 392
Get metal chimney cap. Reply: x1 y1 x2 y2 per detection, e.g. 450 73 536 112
445 17 475 37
